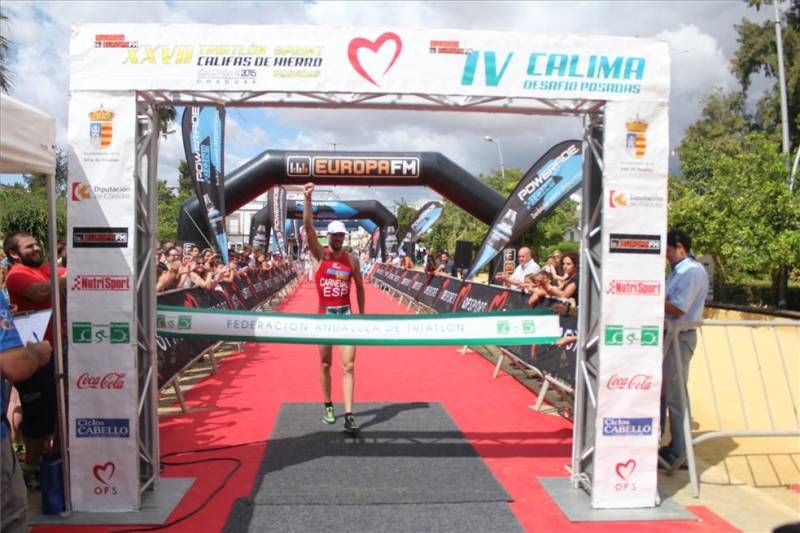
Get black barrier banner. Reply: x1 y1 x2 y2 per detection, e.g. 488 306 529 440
181 105 229 262
397 269 417 296
432 276 462 313
235 274 258 308
156 265 296 389
418 274 443 308
156 286 228 389
452 281 517 313
385 266 404 290
524 315 578 387
467 140 583 279
408 271 427 300
218 281 246 310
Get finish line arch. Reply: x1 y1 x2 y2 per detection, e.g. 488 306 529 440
176 149 504 248
66 23 670 515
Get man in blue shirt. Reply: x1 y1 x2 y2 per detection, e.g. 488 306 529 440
1 292 52 532
660 229 708 469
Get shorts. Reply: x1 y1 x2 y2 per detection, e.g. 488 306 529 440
320 305 351 316
15 358 57 439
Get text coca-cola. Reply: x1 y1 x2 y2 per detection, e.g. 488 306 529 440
606 373 653 390
76 372 126 390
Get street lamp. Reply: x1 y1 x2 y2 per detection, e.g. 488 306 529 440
484 135 505 180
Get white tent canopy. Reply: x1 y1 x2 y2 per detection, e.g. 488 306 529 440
0 93 56 174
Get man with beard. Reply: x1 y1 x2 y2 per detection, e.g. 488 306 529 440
3 232 66 489
303 183 365 434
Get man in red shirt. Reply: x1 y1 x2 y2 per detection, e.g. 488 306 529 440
303 183 365 434
3 232 66 489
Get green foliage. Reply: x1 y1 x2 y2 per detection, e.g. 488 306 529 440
732 0 800 147
177 160 194 196
395 202 417 241
0 186 66 254
156 178 191 243
670 131 800 283
154 160 196 243
23 147 69 197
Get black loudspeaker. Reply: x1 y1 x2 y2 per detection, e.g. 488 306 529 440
453 240 473 269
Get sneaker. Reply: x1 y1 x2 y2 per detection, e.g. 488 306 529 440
343 413 360 434
322 405 336 424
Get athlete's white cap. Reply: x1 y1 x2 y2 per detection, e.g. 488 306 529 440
327 221 347 235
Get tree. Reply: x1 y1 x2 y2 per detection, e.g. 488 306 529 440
157 106 177 138
23 147 68 197
177 159 194 196
734 0 799 148
0 8 13 93
395 202 417 242
671 131 800 287
0 186 66 252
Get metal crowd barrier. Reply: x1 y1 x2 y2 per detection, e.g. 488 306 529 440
369 270 576 413
160 264 302 413
664 319 800 497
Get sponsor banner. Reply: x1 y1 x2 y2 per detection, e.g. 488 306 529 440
594 100 668 508
72 226 129 248
181 105 229 262
452 281 520 314
75 371 128 391
287 155 420 180
608 233 661 255
601 417 654 437
71 25 670 103
466 140 583 278
604 180 668 233
400 201 443 244
591 449 658 508
75 418 130 439
71 319 132 345
604 101 669 178
596 355 662 420
68 449 138 512
67 91 139 511
70 274 132 292
156 305 561 346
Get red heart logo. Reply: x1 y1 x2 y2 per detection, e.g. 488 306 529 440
348 32 402 87
93 462 116 486
615 459 636 481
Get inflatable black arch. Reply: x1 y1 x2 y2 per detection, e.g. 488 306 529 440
177 150 505 247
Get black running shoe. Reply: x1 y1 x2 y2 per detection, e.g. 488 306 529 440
343 413 360 434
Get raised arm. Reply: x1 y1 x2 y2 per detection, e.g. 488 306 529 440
303 182 324 261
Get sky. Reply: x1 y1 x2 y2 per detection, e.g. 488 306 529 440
0 0 775 209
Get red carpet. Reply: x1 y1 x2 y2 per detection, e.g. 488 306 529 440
34 280 735 532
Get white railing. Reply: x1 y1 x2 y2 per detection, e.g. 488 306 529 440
663 319 800 497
